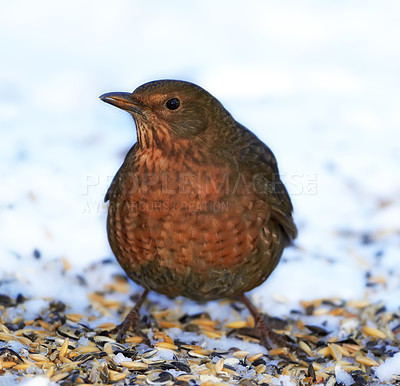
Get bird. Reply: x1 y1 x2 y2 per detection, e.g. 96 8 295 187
100 80 297 348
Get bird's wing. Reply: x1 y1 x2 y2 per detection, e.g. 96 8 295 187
236 127 297 244
104 144 138 202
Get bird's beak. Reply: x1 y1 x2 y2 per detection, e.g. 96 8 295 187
99 92 146 115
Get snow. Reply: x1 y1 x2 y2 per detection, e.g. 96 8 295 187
166 328 267 355
335 364 355 385
375 353 400 382
273 375 297 386
20 378 51 386
153 349 176 361
113 352 132 364
1 0 400 385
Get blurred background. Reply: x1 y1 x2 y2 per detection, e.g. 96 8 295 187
1 1 399 307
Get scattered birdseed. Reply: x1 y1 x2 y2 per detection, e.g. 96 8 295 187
1 259 399 385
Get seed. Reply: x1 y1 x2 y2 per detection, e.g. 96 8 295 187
155 341 178 350
356 356 379 367
191 318 216 328
188 350 206 358
342 343 361 355
13 364 30 370
313 307 329 316
109 370 127 381
16 336 32 345
296 319 305 330
59 338 69 358
0 324 11 333
318 347 331 357
66 313 84 322
328 343 342 361
37 320 50 330
362 326 387 339
214 358 224 372
347 300 371 308
268 347 288 356
344 365 363 372
255 364 267 374
60 356 72 364
1 361 16 368
232 350 249 359
158 320 178 328
299 341 312 355
0 332 14 341
42 363 54 377
76 346 100 353
29 354 50 362
247 353 264 362
125 336 144 344
163 335 175 344
225 320 248 329
96 322 116 330
120 361 148 370
181 344 202 350
204 330 223 339
50 373 69 382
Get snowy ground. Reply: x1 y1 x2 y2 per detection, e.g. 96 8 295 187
1 1 400 385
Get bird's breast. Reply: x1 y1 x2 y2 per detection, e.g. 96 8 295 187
106 147 271 298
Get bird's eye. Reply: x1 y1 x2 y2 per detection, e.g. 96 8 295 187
165 98 180 110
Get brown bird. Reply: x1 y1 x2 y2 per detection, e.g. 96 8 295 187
100 80 297 347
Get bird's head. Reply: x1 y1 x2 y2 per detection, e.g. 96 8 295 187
100 80 232 149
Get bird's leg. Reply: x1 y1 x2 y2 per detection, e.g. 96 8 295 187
240 294 296 350
111 289 150 343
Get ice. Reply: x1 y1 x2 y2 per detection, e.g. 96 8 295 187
273 375 297 385
153 349 176 360
375 352 400 382
20 377 51 386
335 365 355 385
113 352 132 364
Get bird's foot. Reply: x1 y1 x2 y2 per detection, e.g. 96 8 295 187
253 314 297 350
110 314 150 345
110 289 150 345
230 318 294 348
239 294 305 356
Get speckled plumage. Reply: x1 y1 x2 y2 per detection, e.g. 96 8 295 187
100 80 297 342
